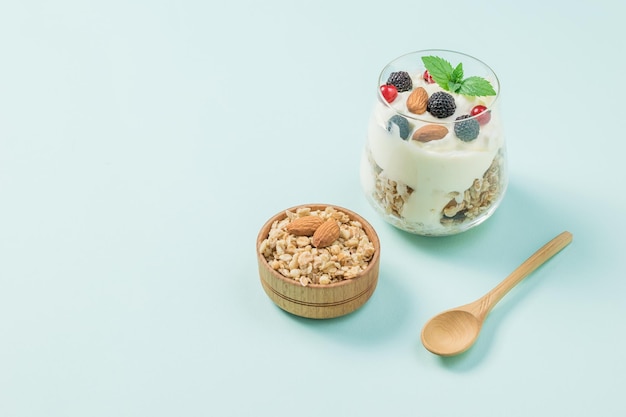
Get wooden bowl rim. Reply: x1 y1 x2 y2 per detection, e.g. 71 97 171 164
257 204 381 289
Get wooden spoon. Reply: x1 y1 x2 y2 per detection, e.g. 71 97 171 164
421 231 573 356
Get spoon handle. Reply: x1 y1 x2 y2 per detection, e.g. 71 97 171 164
474 231 573 320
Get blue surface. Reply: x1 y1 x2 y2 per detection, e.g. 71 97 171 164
1 1 625 416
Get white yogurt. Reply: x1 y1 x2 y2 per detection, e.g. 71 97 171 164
361 76 506 235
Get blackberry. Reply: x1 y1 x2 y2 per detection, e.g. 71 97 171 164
427 91 456 118
454 115 480 142
386 115 411 140
386 71 412 92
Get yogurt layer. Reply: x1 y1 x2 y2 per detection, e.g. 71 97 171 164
361 75 506 235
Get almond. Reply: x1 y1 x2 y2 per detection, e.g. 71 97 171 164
406 87 428 114
286 216 324 236
412 124 449 142
311 219 340 248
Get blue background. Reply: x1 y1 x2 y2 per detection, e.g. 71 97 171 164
1 0 624 416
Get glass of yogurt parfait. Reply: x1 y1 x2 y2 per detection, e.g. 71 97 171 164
360 50 507 236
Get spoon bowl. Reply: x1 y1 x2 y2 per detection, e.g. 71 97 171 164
421 310 482 356
421 231 573 356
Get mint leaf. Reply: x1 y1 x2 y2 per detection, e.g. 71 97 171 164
422 55 497 97
458 76 497 96
448 63 464 93
448 81 462 93
421 56 453 90
450 63 464 84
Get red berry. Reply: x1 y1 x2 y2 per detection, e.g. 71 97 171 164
470 105 491 125
380 84 398 103
423 70 434 84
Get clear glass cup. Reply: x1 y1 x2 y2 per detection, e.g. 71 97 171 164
360 50 507 236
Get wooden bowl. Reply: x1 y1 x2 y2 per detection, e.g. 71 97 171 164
256 204 380 319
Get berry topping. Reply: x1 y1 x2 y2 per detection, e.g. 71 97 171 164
454 115 480 141
386 71 412 92
470 105 491 125
427 91 456 118
423 70 434 84
386 115 411 140
380 84 398 103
